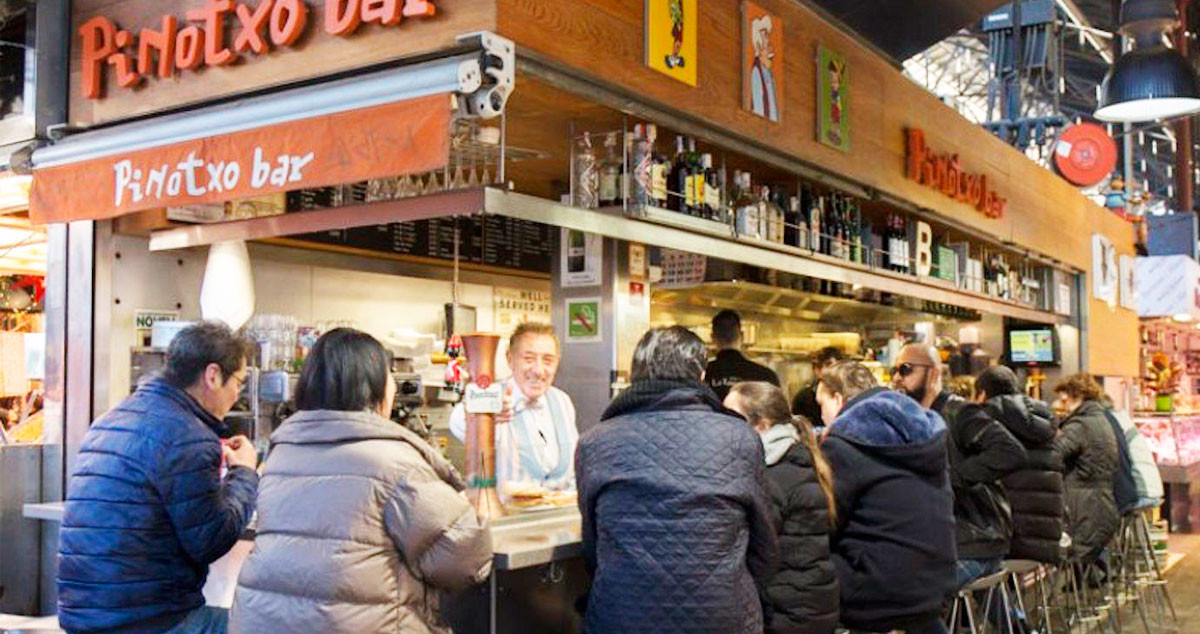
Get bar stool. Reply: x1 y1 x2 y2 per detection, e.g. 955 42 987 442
1117 505 1177 628
1001 559 1049 634
946 569 1018 634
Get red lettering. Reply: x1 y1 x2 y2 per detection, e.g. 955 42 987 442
80 16 117 99
175 26 205 70
975 175 989 213
906 128 925 182
402 0 437 17
324 0 361 35
110 31 141 88
234 0 274 55
138 16 178 79
362 0 401 26
186 0 236 66
270 0 307 46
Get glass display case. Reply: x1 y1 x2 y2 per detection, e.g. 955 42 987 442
1133 413 1200 472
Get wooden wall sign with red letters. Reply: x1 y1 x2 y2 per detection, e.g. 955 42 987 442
68 0 494 127
905 128 1007 219
81 0 438 100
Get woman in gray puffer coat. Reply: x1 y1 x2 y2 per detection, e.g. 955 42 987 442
230 329 492 634
1052 374 1119 565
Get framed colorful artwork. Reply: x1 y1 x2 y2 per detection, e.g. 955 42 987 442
817 44 850 152
742 2 782 122
646 0 698 86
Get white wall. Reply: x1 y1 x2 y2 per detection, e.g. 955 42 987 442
103 235 549 411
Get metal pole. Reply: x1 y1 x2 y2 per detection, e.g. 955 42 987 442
1175 0 1194 213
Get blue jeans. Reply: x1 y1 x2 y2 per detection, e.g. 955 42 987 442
955 557 1002 589
162 607 228 634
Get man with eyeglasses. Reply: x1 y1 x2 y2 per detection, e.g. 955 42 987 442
60 321 259 634
893 343 1027 590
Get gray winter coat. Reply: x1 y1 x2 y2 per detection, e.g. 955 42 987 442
229 410 493 634
1053 400 1120 563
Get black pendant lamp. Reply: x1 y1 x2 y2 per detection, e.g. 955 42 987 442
1095 0 1200 122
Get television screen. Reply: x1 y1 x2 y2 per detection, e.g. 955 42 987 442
1009 328 1056 364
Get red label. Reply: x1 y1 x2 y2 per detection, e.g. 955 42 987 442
476 375 492 389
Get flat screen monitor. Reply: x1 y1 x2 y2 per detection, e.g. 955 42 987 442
1006 326 1058 366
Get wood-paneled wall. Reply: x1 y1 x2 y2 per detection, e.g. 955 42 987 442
496 0 1140 376
69 0 496 126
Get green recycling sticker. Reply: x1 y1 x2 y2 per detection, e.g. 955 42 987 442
567 298 601 342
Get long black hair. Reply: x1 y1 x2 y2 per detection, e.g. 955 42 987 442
294 328 391 412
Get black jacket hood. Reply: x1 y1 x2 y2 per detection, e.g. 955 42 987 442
985 394 1057 446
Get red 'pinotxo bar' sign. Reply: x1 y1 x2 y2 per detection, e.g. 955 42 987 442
79 0 438 100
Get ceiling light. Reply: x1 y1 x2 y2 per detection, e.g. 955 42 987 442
1095 0 1200 122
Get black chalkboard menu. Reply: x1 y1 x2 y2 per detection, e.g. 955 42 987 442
293 217 554 274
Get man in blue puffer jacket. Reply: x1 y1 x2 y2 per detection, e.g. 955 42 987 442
58 321 259 634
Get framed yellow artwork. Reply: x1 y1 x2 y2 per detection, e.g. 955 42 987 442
645 0 698 86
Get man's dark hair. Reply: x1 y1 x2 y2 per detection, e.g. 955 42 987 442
162 321 253 389
295 328 392 412
814 346 845 369
976 366 1020 400
711 310 742 347
632 326 707 382
818 360 878 402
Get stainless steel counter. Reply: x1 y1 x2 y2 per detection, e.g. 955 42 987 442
490 507 582 570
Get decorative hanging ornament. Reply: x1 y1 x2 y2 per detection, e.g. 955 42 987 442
1054 123 1119 187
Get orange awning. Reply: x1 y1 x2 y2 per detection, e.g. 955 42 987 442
30 93 453 225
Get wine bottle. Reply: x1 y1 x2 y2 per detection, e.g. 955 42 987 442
785 194 801 248
630 124 651 208
702 154 721 222
809 192 823 254
669 136 688 213
687 138 702 217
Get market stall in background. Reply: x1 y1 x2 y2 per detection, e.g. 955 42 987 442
21 0 1141 629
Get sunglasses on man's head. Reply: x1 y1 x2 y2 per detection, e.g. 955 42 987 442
892 362 930 378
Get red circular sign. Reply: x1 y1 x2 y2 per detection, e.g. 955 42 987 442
476 375 492 389
1054 123 1118 187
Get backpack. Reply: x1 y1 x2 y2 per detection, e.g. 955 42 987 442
1101 408 1140 514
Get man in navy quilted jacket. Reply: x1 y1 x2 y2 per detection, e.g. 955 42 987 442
576 326 779 634
58 321 259 634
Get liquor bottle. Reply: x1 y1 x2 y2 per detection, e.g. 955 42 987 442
687 138 702 217
648 125 669 208
809 192 823 254
734 173 760 239
599 131 621 207
573 132 599 209
630 124 651 208
899 216 911 273
669 135 688 213
762 187 784 243
887 214 899 271
785 195 802 248
832 196 846 259
702 154 722 222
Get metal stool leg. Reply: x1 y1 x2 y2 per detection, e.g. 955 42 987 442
1138 511 1178 623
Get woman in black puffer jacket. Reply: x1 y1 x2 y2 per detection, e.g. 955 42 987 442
976 366 1065 564
1052 374 1120 564
726 382 839 634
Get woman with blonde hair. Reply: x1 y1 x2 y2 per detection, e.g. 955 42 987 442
726 381 838 634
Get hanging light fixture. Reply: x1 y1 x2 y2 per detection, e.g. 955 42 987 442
1095 0 1200 122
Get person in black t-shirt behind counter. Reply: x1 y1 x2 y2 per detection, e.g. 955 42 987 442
704 310 780 401
792 346 846 426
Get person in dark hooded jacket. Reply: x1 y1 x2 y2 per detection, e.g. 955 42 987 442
976 366 1065 564
576 326 779 634
1052 374 1120 564
726 381 839 634
818 361 956 634
893 345 1027 588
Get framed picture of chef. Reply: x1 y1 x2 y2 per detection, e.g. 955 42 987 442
741 2 782 122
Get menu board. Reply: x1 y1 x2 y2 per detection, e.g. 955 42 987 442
294 218 553 273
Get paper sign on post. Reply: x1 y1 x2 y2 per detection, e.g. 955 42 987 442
464 383 505 414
